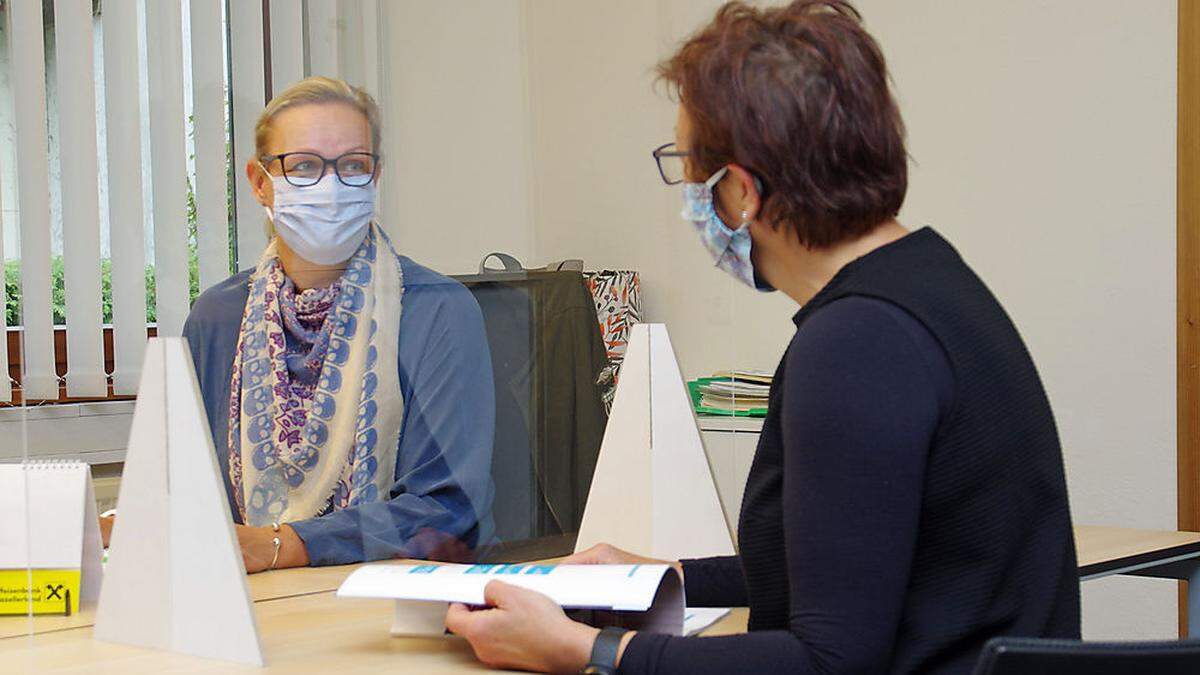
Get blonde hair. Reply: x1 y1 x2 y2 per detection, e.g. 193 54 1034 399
254 76 382 157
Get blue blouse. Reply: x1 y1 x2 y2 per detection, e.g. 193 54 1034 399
182 256 496 565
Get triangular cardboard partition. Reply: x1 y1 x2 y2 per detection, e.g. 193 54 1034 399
94 338 264 666
575 324 735 560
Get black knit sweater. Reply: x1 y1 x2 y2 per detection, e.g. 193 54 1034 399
620 228 1080 674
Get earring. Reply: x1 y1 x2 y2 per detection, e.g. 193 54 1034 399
740 210 751 226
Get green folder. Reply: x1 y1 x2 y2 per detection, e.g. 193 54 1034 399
688 378 769 418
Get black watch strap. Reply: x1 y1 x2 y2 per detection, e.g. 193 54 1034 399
581 626 629 675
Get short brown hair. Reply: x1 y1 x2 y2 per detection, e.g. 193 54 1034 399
659 1 907 248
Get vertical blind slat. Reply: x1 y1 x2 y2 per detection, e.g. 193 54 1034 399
145 0 190 337
230 0 267 269
360 0 382 95
189 0 229 293
306 0 339 78
55 0 107 397
359 0 388 226
269 0 305 92
103 0 149 395
6 0 58 400
335 1 362 87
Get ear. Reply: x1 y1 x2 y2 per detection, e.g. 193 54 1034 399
721 163 762 224
246 159 273 208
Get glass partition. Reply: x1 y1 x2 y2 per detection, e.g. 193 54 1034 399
360 0 768 563
0 5 775 661
1 0 33 664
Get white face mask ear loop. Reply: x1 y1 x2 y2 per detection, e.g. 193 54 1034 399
705 165 729 189
258 159 279 224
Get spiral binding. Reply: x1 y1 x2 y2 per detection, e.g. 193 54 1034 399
20 459 86 470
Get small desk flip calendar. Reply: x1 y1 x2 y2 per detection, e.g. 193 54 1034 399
0 461 103 616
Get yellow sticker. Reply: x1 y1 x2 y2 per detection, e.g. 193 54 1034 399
0 569 82 616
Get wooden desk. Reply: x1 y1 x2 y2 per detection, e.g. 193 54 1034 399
1074 525 1200 637
1 526 1197 671
0 560 371 640
0 589 750 673
1075 525 1200 577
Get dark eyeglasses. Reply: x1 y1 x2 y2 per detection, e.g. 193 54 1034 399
652 142 689 185
259 151 381 187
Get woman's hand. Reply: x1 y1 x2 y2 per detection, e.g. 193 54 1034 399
235 523 310 574
562 543 684 582
445 580 600 674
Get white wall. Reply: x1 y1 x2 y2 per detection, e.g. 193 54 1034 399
374 1 535 274
372 0 1179 640
524 0 797 378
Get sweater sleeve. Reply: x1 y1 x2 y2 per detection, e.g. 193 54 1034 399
679 556 748 608
619 297 949 674
289 279 496 565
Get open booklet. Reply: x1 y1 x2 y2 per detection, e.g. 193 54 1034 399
338 563 728 637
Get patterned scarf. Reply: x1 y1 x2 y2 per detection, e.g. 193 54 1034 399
227 224 405 526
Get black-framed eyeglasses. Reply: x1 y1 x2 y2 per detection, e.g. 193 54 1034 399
259 151 381 187
652 142 689 185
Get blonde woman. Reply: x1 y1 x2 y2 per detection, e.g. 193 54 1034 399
180 77 495 572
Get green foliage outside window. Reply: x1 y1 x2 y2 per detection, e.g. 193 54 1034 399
3 179 203 328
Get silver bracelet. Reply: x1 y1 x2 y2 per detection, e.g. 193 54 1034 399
269 536 281 570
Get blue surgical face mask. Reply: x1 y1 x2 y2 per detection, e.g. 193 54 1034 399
681 167 774 292
263 171 376 265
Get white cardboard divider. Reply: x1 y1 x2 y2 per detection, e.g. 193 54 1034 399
575 324 735 561
94 339 264 666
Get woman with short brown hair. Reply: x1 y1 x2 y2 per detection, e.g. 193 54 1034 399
446 3 1079 673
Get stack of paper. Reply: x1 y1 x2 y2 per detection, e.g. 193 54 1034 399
698 379 770 412
689 370 773 416
712 370 773 385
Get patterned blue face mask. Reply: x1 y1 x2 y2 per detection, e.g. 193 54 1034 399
681 166 774 292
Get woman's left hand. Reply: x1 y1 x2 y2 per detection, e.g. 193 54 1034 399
445 580 600 674
234 523 309 574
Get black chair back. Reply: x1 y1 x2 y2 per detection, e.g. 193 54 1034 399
973 637 1200 675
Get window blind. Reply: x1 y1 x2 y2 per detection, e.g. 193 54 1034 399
55 0 107 397
1 0 360 403
6 0 58 401
229 0 267 271
103 0 149 396
190 0 231 296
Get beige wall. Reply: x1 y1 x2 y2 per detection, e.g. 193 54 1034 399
374 0 1179 640
375 1 535 273
525 0 798 378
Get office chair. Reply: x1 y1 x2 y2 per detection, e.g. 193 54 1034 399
972 636 1200 675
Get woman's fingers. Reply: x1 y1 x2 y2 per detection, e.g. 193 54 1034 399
482 580 516 608
446 581 591 673
444 602 478 636
560 542 624 565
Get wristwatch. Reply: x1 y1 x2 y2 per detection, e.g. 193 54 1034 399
581 626 629 675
